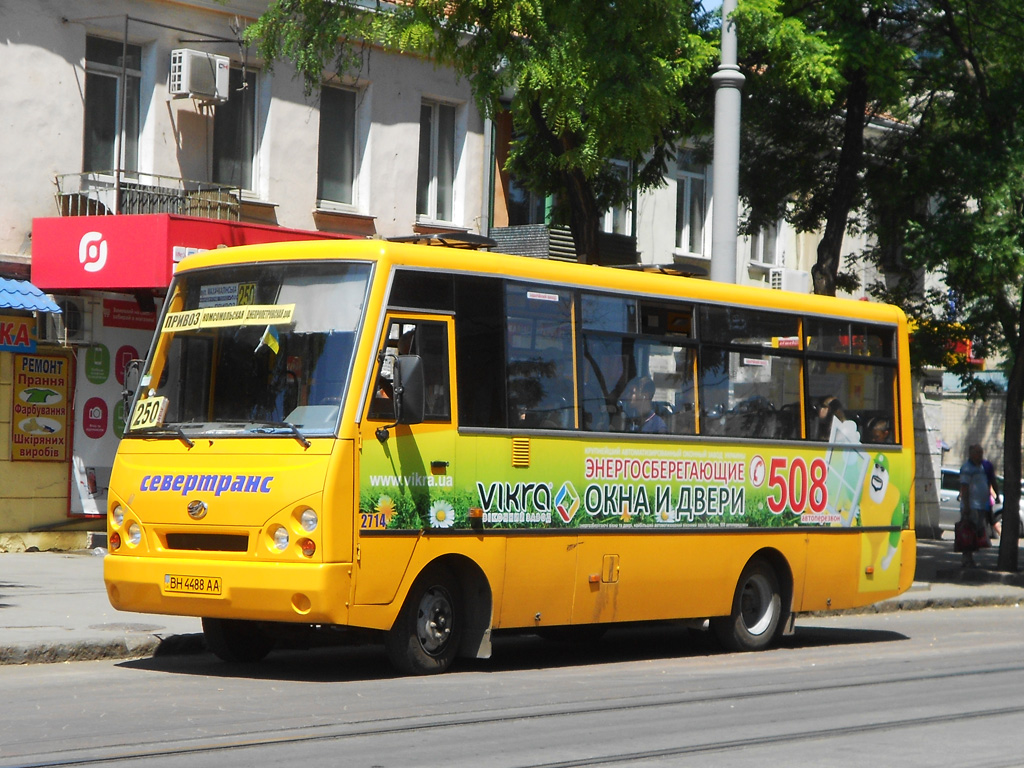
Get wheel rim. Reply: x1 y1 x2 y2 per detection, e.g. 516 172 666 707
739 573 776 637
415 585 454 656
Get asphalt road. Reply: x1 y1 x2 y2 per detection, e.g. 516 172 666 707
4 607 1024 768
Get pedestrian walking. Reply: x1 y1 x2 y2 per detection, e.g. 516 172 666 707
958 444 995 567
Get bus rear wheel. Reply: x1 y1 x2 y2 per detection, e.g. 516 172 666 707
385 566 462 675
202 617 274 663
711 559 782 652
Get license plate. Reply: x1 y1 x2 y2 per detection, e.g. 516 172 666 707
164 574 222 596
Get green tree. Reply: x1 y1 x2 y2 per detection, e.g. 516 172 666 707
865 0 1024 571
732 0 919 296
247 0 717 263
733 0 1024 569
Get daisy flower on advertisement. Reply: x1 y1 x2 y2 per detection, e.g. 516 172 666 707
429 499 455 529
376 495 396 523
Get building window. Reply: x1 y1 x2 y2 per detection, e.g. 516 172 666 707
751 222 781 266
83 36 141 174
507 180 547 226
317 85 357 206
675 150 707 255
417 101 456 222
213 67 256 190
601 161 632 236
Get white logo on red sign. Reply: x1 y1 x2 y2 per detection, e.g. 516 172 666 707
79 231 108 273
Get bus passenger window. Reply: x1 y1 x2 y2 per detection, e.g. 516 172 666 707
453 275 506 428
506 283 574 430
368 320 451 421
696 306 802 440
580 332 695 435
806 359 897 443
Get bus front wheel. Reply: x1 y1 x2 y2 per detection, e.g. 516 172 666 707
711 559 782 652
385 566 462 675
202 617 274 663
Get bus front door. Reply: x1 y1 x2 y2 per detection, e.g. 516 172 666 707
355 315 457 605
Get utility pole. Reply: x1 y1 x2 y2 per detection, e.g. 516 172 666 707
709 0 745 283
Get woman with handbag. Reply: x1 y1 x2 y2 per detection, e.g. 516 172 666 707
958 444 995 567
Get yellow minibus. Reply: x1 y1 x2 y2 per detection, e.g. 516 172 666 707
105 236 915 674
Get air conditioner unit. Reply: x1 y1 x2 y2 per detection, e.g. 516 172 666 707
39 296 92 345
769 267 811 293
169 49 230 102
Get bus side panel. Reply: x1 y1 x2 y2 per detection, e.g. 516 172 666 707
347 534 508 631
571 532 810 625
353 536 418 605
799 532 879 611
498 535 578 628
323 439 357 565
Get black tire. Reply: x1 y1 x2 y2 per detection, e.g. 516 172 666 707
711 559 782 652
202 617 274 663
385 566 462 675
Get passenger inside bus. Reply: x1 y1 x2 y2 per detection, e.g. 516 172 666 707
864 416 893 444
619 377 667 434
815 395 846 440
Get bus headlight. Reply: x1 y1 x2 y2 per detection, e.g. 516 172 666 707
300 508 318 532
272 526 289 551
127 523 142 547
111 505 124 528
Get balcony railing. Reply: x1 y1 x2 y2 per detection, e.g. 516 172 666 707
55 172 240 221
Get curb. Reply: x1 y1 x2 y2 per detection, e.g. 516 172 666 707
7 588 1024 666
0 633 206 666
846 593 1024 615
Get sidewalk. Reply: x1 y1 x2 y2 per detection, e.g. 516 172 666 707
0 549 202 665
2 535 1024 666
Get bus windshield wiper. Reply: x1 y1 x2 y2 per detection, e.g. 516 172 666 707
250 421 311 448
134 425 195 448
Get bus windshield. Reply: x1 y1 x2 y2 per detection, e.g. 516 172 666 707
125 260 372 439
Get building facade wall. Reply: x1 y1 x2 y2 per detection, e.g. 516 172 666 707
0 0 488 544
0 0 487 265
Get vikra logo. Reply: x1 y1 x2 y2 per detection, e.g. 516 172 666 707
554 482 580 524
476 481 553 515
474 480 580 524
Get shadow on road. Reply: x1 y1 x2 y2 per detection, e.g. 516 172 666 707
916 535 1024 588
119 618 906 683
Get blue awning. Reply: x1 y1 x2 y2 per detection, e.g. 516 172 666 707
0 277 61 313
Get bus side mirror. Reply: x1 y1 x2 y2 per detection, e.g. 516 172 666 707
375 354 425 442
394 354 425 425
121 359 144 416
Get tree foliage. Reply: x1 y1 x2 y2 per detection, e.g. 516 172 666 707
736 0 1024 569
247 0 718 263
864 0 1024 570
732 0 920 295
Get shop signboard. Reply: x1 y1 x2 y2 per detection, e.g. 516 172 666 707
0 314 37 353
12 354 70 461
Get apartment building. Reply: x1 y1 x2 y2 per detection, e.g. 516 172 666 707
0 0 486 542
1 0 890 545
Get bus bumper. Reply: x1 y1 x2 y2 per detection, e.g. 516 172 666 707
104 555 353 626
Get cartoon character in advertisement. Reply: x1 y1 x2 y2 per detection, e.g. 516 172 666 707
858 453 907 591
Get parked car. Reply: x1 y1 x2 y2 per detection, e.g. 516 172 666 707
938 467 1024 532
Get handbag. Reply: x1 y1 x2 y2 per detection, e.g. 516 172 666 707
954 518 978 552
976 519 992 549
955 514 992 551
